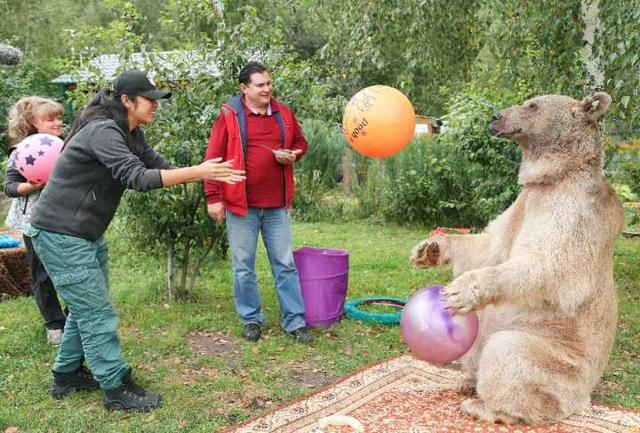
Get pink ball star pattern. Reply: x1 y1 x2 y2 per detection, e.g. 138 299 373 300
14 133 64 183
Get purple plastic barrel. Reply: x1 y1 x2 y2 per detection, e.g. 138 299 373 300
294 246 349 327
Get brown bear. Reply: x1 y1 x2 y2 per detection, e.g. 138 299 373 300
410 92 623 424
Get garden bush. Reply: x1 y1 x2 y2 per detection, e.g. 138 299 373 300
293 119 348 221
118 69 229 301
606 138 640 197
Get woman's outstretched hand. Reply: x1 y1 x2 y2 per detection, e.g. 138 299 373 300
199 158 246 184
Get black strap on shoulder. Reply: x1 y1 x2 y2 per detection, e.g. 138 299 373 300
237 103 248 156
274 111 285 148
226 95 248 156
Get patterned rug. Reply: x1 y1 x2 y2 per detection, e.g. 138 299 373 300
222 356 640 433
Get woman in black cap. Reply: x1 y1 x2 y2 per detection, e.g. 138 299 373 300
26 70 245 412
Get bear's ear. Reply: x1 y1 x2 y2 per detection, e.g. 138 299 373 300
581 92 612 122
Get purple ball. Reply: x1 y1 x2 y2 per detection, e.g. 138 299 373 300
401 285 478 364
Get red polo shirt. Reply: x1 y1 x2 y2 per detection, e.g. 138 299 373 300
244 101 286 207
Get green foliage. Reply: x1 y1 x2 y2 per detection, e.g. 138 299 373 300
293 119 347 221
472 0 640 138
474 1 584 97
611 183 638 203
218 0 329 60
433 84 523 224
0 0 82 61
319 0 482 117
57 0 144 78
0 0 219 63
154 0 222 48
3 0 640 137
596 1 640 136
0 157 7 192
624 161 640 197
605 139 640 199
610 141 640 229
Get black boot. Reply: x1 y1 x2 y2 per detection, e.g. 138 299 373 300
51 366 100 399
289 326 314 343
241 323 261 341
103 369 161 412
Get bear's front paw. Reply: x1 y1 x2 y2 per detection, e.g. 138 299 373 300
410 236 450 268
443 271 491 314
454 377 477 396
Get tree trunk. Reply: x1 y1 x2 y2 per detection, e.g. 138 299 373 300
167 240 175 300
179 238 191 299
213 0 224 17
581 0 604 92
186 238 216 295
342 152 352 194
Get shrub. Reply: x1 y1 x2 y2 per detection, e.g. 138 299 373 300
606 138 640 198
118 70 229 301
293 119 349 221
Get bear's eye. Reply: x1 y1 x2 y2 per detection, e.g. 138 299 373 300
528 103 539 111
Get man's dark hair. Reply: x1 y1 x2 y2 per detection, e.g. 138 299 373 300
238 61 269 85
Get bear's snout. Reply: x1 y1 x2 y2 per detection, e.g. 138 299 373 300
490 111 504 135
490 110 523 138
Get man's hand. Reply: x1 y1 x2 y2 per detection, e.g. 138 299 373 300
207 202 225 223
274 149 302 166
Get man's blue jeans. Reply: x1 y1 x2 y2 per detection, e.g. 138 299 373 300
225 207 306 332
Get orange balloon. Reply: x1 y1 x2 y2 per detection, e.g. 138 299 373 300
342 85 416 158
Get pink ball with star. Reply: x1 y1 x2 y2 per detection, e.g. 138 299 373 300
13 133 64 183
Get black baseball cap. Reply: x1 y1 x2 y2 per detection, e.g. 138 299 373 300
112 70 172 100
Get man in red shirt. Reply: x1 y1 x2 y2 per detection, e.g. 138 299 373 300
204 62 313 343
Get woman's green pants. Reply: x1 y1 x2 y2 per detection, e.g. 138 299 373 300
26 226 129 390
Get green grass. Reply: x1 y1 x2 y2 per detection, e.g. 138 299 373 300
0 222 638 432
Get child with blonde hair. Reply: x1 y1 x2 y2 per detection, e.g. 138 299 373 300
4 96 67 345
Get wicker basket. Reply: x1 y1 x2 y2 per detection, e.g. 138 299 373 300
0 228 31 297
